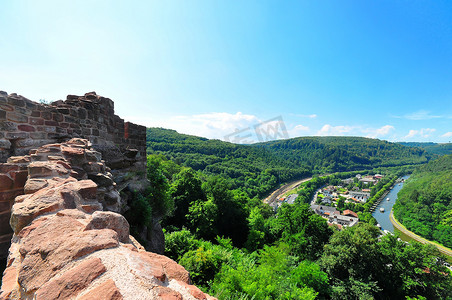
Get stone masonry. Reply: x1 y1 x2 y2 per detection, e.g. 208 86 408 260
0 91 148 259
0 139 215 300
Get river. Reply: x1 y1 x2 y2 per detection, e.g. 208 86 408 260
372 175 410 232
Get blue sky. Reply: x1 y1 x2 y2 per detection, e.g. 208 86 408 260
1 0 451 143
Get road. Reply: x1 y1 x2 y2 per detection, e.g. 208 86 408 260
390 210 452 258
263 177 313 208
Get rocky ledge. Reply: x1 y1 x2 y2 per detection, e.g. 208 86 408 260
0 139 215 300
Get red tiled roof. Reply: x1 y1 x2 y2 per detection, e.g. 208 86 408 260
343 209 358 218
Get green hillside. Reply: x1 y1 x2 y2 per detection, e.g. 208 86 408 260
398 142 452 156
256 136 430 172
146 128 430 197
394 154 452 248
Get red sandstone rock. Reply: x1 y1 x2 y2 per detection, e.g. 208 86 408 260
24 178 48 194
0 175 13 191
35 257 106 300
78 279 123 300
0 137 214 300
0 266 18 299
84 211 130 243
178 281 209 300
139 252 191 284
156 287 183 300
17 216 118 291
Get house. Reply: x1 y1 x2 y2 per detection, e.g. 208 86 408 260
359 176 376 185
341 178 354 185
343 209 358 218
286 194 298 204
310 204 339 217
349 191 370 202
321 197 332 205
328 215 359 227
362 189 371 193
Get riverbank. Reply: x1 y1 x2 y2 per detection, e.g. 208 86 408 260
390 210 452 258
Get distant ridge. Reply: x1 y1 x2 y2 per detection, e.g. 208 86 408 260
398 142 452 156
146 128 430 198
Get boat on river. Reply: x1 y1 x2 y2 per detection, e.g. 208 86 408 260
380 207 385 212
387 197 390 201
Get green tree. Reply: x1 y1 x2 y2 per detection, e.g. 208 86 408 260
166 168 206 228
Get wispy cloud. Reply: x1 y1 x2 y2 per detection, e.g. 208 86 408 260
288 124 310 137
441 132 452 138
131 112 262 140
393 110 442 120
316 124 395 139
405 128 436 139
363 125 395 138
317 124 356 136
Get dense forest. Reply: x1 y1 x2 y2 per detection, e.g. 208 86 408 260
257 136 430 171
134 128 452 299
394 154 452 248
146 128 430 198
398 142 452 156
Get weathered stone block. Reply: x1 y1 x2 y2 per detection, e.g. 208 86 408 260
6 112 28 123
0 174 13 191
38 126 56 133
85 211 129 242
41 111 52 120
0 104 14 111
29 132 47 139
11 170 28 188
25 101 37 110
30 110 41 117
44 120 59 126
0 139 11 149
0 121 17 131
77 279 123 300
7 97 25 107
56 107 69 114
18 124 36 132
15 107 32 116
29 117 44 126
15 138 34 148
52 113 63 122
35 257 107 300
64 115 76 123
6 132 28 139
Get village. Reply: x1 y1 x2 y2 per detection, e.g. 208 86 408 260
278 174 384 230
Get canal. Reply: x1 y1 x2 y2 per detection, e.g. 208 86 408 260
372 175 410 232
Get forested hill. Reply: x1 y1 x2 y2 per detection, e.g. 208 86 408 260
255 136 429 172
394 154 452 248
398 142 452 156
146 128 429 197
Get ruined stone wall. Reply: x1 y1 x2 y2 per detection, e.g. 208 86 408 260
0 139 214 300
0 91 148 259
0 91 146 167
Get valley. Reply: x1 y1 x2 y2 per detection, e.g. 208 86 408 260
144 128 452 299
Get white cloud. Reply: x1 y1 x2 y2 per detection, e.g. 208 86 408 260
394 110 442 120
441 132 452 138
317 124 356 136
405 128 436 139
363 125 395 138
135 111 264 141
316 124 395 139
288 124 310 137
